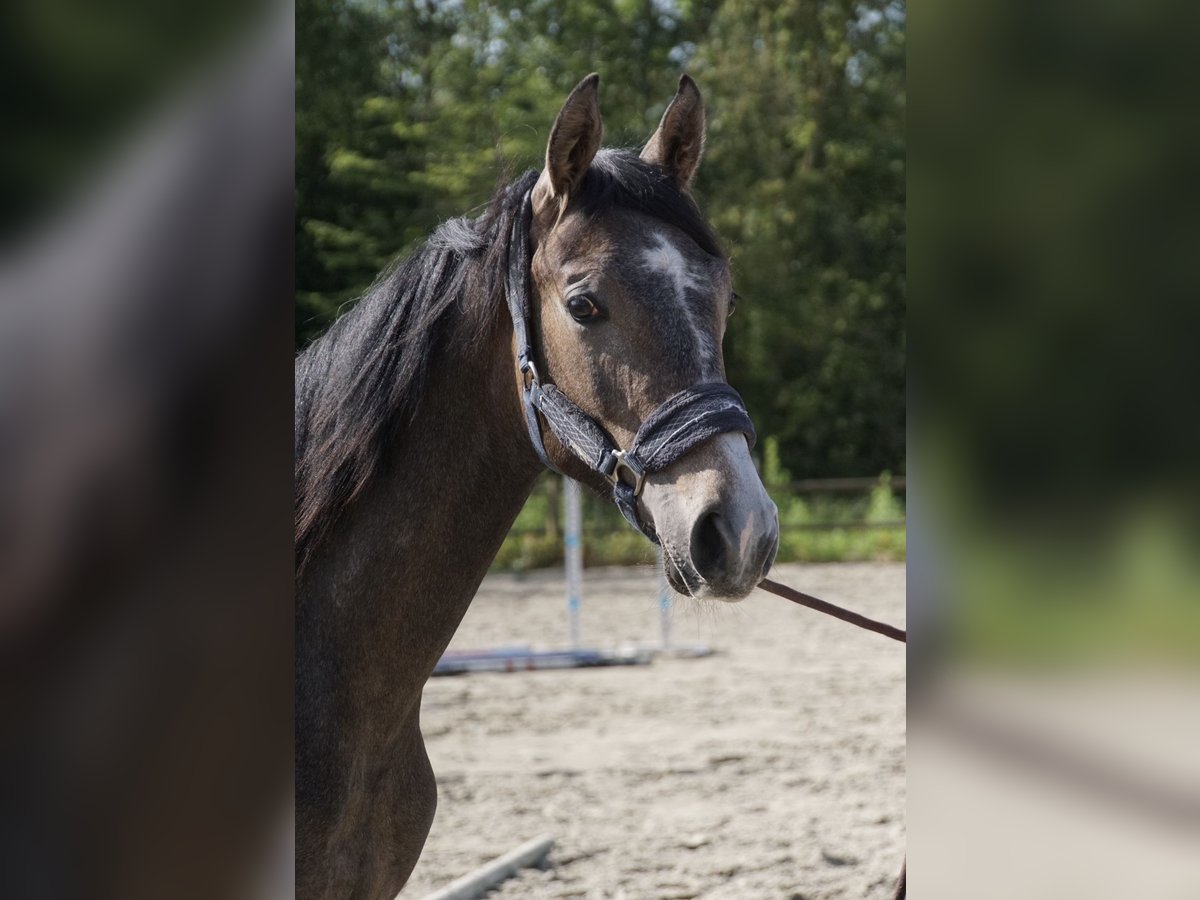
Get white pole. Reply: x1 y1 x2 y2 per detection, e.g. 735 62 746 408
657 546 672 650
563 477 583 649
419 834 555 900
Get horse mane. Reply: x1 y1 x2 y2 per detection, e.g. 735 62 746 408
294 150 721 578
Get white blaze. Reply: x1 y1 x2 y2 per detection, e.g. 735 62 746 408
641 232 718 373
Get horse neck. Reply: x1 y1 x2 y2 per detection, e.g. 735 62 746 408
299 295 542 706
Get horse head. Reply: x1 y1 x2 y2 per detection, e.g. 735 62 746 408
523 74 779 600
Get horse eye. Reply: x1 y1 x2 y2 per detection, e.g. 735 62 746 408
566 294 600 323
728 291 740 317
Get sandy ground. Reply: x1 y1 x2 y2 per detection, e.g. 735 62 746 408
400 562 906 900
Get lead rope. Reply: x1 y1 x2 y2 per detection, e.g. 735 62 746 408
757 577 906 899
757 578 906 643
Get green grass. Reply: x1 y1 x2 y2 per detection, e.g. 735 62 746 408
951 510 1200 667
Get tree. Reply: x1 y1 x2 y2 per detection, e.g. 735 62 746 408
295 0 906 478
693 0 906 477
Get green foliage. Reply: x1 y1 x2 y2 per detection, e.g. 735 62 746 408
296 0 905 480
762 435 791 491
695 0 906 478
776 523 906 563
866 471 904 523
490 532 563 572
954 510 1200 665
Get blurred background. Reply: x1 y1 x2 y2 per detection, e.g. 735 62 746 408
3 0 1197 894
910 0 1200 896
2 3 293 899
295 0 908 571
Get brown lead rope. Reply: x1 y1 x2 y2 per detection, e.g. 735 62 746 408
757 577 907 899
758 578 907 643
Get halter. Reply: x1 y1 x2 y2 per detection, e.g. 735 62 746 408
505 187 757 543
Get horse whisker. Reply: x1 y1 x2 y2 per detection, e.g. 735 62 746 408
660 535 703 602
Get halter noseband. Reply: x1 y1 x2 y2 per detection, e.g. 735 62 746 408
505 187 757 543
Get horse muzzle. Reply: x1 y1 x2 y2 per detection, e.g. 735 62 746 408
643 433 779 601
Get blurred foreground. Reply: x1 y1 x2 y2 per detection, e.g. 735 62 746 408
1 4 294 899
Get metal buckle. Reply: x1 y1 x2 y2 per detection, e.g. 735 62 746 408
607 450 647 497
520 358 540 390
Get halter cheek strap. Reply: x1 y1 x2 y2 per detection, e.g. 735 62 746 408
505 187 757 544
506 187 558 473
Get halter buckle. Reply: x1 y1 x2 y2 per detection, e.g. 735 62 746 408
520 357 540 390
607 450 647 497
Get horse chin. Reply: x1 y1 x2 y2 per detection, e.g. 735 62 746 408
662 561 757 603
704 581 762 603
661 555 708 599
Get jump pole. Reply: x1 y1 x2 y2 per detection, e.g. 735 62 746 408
563 477 583 650
431 476 656 676
419 833 555 900
657 547 672 650
647 547 712 659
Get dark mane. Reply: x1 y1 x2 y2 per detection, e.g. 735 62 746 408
294 150 720 577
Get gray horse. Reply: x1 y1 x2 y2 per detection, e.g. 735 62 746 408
295 74 778 900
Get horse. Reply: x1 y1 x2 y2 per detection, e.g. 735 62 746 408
295 73 780 900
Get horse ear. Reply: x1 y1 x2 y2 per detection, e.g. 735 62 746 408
641 74 706 189
534 73 603 213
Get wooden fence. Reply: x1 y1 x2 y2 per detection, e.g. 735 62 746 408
506 474 906 540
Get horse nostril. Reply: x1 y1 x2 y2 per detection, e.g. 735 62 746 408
690 509 729 581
